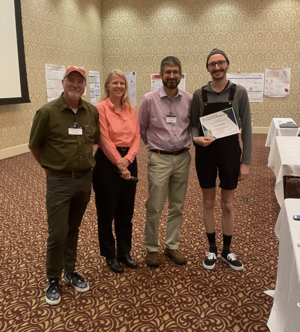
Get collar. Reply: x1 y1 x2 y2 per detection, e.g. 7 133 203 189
205 80 233 94
59 93 84 112
105 97 126 111
159 85 182 99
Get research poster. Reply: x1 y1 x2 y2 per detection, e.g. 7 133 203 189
227 73 264 102
89 71 101 106
125 72 137 107
264 68 291 97
45 64 65 102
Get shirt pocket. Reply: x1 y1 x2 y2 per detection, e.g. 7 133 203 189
83 125 96 143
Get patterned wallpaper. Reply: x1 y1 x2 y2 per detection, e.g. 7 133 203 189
0 0 299 151
0 0 103 151
101 0 300 127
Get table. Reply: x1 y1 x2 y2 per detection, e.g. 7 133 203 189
268 136 300 206
267 199 300 332
265 118 299 148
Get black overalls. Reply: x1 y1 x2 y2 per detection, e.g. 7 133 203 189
195 84 241 190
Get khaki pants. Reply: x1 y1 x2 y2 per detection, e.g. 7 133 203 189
144 150 191 252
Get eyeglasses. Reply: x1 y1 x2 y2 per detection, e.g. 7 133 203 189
65 78 85 85
163 70 180 76
207 60 227 68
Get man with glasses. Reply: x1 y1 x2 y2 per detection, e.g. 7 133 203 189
191 49 252 271
138 56 192 267
29 66 100 305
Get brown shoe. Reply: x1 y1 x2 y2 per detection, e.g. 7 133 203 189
145 251 159 267
164 248 187 265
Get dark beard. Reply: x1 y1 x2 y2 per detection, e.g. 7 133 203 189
162 79 180 89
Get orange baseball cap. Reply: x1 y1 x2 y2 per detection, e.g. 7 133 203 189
64 66 86 79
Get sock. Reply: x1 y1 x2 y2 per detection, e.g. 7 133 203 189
206 232 217 255
222 234 232 257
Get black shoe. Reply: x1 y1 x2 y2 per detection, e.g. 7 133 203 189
203 252 217 270
106 257 124 273
63 271 89 292
221 252 244 271
45 279 61 306
118 254 137 268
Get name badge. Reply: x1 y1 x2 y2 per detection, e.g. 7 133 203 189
68 127 83 135
166 115 177 123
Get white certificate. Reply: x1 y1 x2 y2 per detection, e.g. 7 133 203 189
200 107 240 139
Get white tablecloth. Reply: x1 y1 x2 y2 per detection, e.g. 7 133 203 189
265 118 299 148
267 199 300 332
268 136 300 206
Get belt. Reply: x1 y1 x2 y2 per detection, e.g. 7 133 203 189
116 147 130 158
116 147 129 152
45 168 91 179
149 148 189 155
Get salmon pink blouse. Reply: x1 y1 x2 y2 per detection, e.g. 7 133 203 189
96 97 140 165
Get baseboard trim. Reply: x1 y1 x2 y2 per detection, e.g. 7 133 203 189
0 143 29 160
252 127 269 134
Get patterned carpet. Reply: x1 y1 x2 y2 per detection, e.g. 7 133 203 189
0 134 282 332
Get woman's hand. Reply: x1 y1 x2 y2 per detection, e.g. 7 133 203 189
193 137 215 146
117 158 130 171
120 168 131 180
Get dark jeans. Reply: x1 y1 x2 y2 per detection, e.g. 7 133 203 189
92 149 137 258
46 171 92 279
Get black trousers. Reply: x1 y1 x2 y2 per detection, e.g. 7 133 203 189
92 148 137 258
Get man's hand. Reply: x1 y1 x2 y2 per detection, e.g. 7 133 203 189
239 163 250 181
117 158 130 171
193 137 215 147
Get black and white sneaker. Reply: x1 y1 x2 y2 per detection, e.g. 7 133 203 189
45 279 61 305
63 271 90 292
221 253 244 271
203 252 217 270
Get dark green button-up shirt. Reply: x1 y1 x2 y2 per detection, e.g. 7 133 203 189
29 94 100 171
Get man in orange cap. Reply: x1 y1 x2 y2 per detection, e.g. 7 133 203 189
29 66 100 305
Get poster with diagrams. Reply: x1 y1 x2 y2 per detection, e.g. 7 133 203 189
125 72 137 106
45 64 65 102
227 73 264 102
89 71 101 105
150 73 186 91
264 68 291 97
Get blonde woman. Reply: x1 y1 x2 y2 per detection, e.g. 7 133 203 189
92 70 140 273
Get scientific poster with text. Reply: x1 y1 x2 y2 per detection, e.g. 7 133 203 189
125 72 137 106
264 68 291 97
45 64 65 102
89 71 101 105
227 73 264 102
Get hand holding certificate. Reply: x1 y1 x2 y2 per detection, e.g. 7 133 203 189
193 136 215 146
200 107 240 139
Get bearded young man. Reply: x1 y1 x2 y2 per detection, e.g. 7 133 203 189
191 49 252 271
138 56 192 267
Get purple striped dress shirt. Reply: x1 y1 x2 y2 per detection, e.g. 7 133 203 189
138 86 192 151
